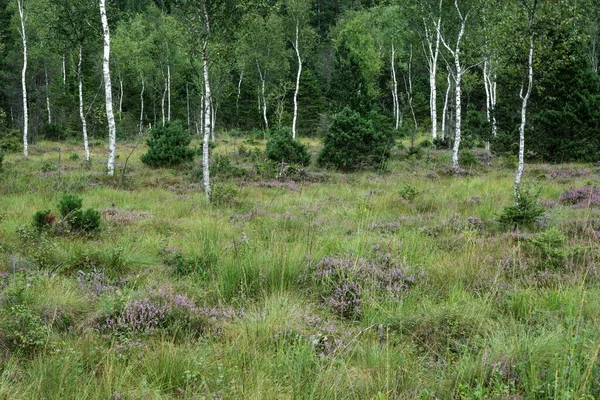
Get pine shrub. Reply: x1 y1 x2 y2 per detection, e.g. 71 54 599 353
265 128 311 166
141 120 195 168
317 108 393 171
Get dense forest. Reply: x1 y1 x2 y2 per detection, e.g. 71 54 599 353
1 0 599 166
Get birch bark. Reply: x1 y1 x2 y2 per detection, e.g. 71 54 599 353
78 46 90 161
17 0 28 158
100 0 117 176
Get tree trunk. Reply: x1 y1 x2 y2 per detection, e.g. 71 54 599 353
186 83 190 131
452 67 463 168
424 11 441 141
391 43 400 130
202 44 212 199
118 73 123 121
139 75 145 135
515 20 535 201
167 63 171 121
62 54 66 85
100 0 117 176
161 75 166 127
291 22 302 140
45 67 52 124
441 71 451 140
17 0 28 158
78 46 90 162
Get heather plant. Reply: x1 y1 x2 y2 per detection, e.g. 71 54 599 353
328 281 362 319
559 186 600 207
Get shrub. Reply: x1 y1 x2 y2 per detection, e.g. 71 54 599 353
32 210 55 230
328 281 362 319
58 193 83 219
399 184 420 201
459 149 479 168
0 129 22 153
211 154 248 179
210 184 239 206
265 128 311 166
529 228 567 270
498 186 545 230
57 193 101 233
317 107 393 171
2 304 49 355
141 120 195 168
40 123 65 141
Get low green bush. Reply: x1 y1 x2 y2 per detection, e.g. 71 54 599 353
265 128 311 166
141 120 195 168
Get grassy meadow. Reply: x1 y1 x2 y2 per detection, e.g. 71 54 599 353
1 135 600 399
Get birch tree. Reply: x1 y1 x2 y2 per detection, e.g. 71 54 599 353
422 0 443 141
16 0 28 157
99 0 117 176
283 0 316 139
437 0 469 168
514 0 538 201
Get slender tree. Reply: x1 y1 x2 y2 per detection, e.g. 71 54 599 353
514 0 538 201
16 0 28 157
100 0 117 176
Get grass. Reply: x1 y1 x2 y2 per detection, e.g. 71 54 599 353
0 135 600 399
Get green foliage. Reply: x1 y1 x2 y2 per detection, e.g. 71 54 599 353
459 149 478 168
529 228 567 270
32 210 55 231
265 128 311 166
58 193 83 219
40 123 66 141
57 193 101 233
210 184 239 206
498 186 545 230
318 108 393 171
0 129 22 153
1 304 49 355
399 184 420 202
0 150 4 172
211 154 248 179
141 121 195 168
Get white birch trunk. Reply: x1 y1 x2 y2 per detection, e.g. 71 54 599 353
391 43 400 130
256 63 269 130
236 71 243 116
167 63 171 121
78 46 90 162
139 75 145 135
202 45 212 199
161 76 166 127
45 67 52 124
62 54 66 85
515 22 535 201
441 71 451 140
438 0 467 168
118 73 123 121
186 83 190 131
424 8 441 141
100 0 117 176
211 102 216 140
291 22 302 140
17 0 28 157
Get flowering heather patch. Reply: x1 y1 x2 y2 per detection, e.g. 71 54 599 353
104 299 167 334
329 281 362 319
559 186 600 207
77 269 116 297
313 252 420 303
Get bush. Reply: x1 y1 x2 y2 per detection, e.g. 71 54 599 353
1 304 50 355
57 193 101 233
141 120 195 168
58 193 83 219
211 154 248 179
265 128 311 166
498 186 545 230
459 149 479 167
32 210 55 230
317 108 393 171
40 123 66 141
0 129 22 153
